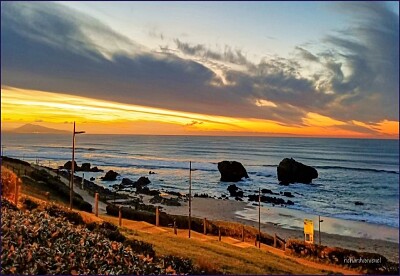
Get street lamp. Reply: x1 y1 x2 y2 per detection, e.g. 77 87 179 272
69 121 85 210
258 187 261 248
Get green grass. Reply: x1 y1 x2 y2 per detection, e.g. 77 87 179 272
121 229 326 274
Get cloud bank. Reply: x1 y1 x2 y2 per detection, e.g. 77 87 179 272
1 1 398 131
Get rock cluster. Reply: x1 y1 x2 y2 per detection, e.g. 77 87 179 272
248 194 294 206
149 195 181 206
62 161 103 172
227 184 244 197
113 177 154 196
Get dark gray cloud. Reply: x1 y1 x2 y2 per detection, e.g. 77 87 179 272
174 39 251 66
310 1 399 122
1 1 398 129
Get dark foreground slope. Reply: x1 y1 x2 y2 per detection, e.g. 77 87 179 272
1 198 201 275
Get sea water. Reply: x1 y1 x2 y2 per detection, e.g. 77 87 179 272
2 133 399 229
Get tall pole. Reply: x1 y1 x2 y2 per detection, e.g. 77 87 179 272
319 215 321 246
70 122 76 210
188 161 192 238
258 187 261 248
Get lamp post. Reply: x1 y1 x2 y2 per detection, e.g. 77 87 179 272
188 161 192 238
69 121 85 210
258 187 261 248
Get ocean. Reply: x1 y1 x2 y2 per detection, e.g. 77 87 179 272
2 133 399 229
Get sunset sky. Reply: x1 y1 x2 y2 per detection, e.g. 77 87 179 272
1 1 399 138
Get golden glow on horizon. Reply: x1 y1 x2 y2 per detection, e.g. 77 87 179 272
376 120 399 136
1 86 398 138
303 113 346 127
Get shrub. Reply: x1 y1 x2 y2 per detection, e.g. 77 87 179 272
124 239 156 257
29 168 92 212
45 204 85 225
161 255 198 274
1 156 30 166
30 169 51 182
1 166 18 199
1 197 18 210
22 197 39 210
286 240 399 274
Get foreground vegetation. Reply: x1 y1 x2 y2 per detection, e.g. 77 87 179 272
1 197 202 274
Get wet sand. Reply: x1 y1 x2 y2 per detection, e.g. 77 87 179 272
156 197 399 262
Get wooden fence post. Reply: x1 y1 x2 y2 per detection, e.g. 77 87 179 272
95 193 99 217
203 218 207 235
173 219 177 235
119 206 122 227
218 226 221 241
274 233 277 248
156 206 159 227
241 225 245 242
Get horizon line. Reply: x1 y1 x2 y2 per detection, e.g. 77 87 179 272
2 130 398 141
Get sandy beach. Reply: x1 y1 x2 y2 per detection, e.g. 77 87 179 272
157 197 399 262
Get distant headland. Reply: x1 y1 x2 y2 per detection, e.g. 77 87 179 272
8 124 69 134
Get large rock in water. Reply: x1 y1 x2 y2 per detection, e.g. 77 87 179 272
80 163 91 171
121 178 135 187
63 161 79 171
90 166 103 172
136 176 151 186
218 161 249 182
135 176 151 193
101 170 119 181
277 158 318 185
